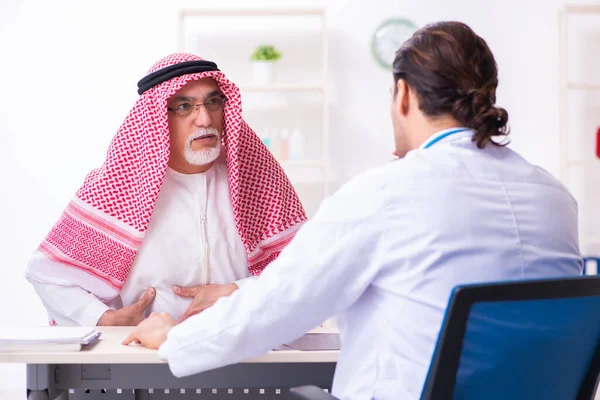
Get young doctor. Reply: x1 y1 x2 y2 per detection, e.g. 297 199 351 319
124 21 582 400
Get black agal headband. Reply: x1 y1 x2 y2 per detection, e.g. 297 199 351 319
137 60 220 95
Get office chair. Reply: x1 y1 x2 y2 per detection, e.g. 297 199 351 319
292 276 600 400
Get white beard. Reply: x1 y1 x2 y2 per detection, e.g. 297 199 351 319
183 127 222 166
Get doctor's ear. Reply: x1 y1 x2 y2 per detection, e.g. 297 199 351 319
394 79 411 117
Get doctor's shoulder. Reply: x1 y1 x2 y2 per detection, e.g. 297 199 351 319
531 164 579 207
312 163 403 223
495 147 579 207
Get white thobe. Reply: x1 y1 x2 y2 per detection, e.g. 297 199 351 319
26 157 255 326
157 129 583 400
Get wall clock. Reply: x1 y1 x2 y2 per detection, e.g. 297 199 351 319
371 18 418 70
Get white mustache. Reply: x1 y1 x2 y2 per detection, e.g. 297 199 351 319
188 127 220 143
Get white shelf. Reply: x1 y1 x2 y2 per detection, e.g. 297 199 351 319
564 160 600 168
179 7 331 197
565 83 600 91
239 83 325 92
281 159 327 167
565 5 600 14
180 9 324 17
280 160 332 185
559 5 600 246
582 236 600 245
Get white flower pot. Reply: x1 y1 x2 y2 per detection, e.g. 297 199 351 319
252 61 277 85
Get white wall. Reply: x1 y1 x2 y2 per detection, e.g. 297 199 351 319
0 0 596 393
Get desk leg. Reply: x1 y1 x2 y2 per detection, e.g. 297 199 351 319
52 392 68 400
133 389 149 400
26 364 67 400
27 364 49 400
26 391 48 400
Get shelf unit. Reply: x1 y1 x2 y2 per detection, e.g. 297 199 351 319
238 83 325 92
559 5 600 255
177 8 331 205
566 83 600 91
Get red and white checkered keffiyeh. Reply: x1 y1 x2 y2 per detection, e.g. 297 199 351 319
32 53 307 296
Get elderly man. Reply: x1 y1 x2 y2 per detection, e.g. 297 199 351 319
25 53 307 326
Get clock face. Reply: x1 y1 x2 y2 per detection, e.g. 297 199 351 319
371 19 418 70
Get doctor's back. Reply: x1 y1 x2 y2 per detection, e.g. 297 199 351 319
331 127 582 398
327 21 583 399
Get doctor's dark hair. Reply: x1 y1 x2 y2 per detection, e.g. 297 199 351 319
392 21 509 148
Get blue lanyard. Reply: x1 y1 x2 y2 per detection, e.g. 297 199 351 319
423 128 469 149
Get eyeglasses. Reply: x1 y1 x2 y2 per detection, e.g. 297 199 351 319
167 95 227 118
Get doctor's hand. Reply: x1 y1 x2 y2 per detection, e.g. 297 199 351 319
173 283 238 323
97 288 156 326
122 312 176 349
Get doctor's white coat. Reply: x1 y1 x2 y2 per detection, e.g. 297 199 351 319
158 129 582 400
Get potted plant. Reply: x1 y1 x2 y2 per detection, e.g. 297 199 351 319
250 45 282 85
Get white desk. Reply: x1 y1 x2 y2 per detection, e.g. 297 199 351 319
0 327 339 400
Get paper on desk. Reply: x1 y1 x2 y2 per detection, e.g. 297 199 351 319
0 326 98 345
274 333 340 351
